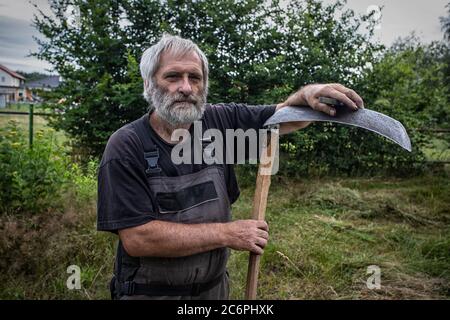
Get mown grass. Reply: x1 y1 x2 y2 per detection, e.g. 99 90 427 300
229 173 450 299
1 168 448 300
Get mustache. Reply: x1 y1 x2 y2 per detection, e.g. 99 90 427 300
173 98 197 104
168 93 199 106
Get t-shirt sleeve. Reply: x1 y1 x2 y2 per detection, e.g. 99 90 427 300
205 103 277 164
209 103 276 131
97 128 156 233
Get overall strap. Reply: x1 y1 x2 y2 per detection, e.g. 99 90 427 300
132 111 216 174
131 113 162 176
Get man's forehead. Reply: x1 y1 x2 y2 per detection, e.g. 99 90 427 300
158 50 203 71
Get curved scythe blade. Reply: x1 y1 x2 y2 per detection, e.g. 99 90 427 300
264 106 412 152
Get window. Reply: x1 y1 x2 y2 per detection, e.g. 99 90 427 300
1 76 5 82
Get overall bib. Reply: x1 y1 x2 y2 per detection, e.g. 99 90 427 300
114 113 232 300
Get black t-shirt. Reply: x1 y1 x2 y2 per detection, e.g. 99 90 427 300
97 103 276 233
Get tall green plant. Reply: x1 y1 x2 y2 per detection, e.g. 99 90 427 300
0 121 70 214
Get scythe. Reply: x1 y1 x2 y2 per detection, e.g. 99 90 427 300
244 98 411 299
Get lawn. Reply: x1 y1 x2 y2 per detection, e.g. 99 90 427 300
228 173 450 299
0 108 66 144
1 169 448 299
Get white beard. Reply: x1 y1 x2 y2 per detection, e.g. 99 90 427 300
149 84 207 126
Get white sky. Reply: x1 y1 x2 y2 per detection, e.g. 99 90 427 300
323 0 448 45
0 0 52 73
0 0 448 73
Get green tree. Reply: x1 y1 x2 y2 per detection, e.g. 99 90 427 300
441 2 450 41
33 0 144 156
440 2 450 113
34 0 379 153
351 36 449 174
15 71 50 82
367 36 449 130
35 0 434 176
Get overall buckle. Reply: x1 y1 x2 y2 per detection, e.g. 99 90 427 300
144 150 161 175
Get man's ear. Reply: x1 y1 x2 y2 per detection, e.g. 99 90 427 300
144 79 149 88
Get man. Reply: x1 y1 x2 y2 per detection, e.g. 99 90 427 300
97 34 364 300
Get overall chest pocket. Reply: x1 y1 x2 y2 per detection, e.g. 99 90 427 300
155 180 218 214
148 166 230 223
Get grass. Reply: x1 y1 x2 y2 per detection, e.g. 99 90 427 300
228 173 450 300
0 103 39 112
0 168 448 300
0 114 48 131
0 111 66 145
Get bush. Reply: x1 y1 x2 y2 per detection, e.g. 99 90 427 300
0 121 70 214
68 159 98 207
34 0 381 157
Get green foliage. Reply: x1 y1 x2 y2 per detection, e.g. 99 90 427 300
440 4 450 130
278 34 450 177
33 0 147 156
14 71 51 83
364 37 450 158
0 121 70 214
367 37 449 130
33 0 379 154
68 159 98 206
441 2 450 42
32 0 448 176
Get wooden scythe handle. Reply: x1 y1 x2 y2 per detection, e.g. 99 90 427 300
245 128 278 299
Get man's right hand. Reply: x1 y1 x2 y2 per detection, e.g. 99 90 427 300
119 219 269 258
223 220 269 255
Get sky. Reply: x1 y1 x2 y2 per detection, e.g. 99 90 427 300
322 0 448 45
0 0 52 73
0 0 448 74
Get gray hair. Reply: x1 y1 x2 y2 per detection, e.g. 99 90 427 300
140 34 209 105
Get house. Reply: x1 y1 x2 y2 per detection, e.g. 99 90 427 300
0 64 26 108
26 75 61 102
26 75 60 91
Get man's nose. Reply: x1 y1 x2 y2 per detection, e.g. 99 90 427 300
178 76 193 96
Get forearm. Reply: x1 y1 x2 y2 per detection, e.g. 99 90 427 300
119 220 227 258
119 219 269 258
276 102 312 135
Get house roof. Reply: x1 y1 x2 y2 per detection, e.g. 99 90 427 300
0 64 26 80
26 76 60 89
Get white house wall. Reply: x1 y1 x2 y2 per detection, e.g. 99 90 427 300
0 69 20 87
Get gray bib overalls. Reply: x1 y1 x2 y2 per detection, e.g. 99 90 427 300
112 113 232 300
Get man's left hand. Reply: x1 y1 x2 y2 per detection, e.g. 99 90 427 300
276 83 365 134
277 83 364 115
